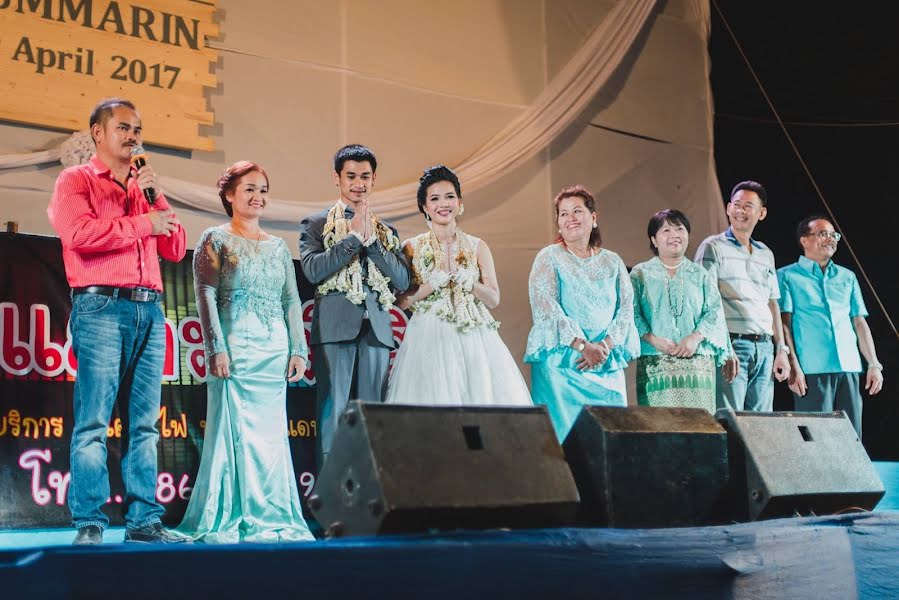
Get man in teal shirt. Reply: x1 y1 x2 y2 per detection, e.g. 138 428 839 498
778 216 884 438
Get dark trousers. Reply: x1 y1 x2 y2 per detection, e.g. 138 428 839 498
793 372 863 439
313 320 391 467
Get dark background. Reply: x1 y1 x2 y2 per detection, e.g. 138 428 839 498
709 2 899 457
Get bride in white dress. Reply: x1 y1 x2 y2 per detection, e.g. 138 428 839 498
385 165 532 406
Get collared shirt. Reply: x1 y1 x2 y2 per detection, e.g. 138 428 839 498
47 155 187 291
777 255 867 374
695 227 779 335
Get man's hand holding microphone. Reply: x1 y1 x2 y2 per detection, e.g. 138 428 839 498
131 145 180 237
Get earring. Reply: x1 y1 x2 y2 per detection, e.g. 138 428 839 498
592 223 597 229
458 204 465 216
424 213 432 221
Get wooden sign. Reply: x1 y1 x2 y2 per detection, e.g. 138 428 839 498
0 0 218 151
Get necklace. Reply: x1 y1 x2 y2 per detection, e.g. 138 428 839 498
564 243 594 259
662 259 686 318
660 257 684 270
232 222 262 254
431 229 460 273
435 225 458 245
666 277 686 318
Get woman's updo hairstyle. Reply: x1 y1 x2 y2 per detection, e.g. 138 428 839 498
416 165 462 218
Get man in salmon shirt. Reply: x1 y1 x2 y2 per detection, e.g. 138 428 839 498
47 98 187 545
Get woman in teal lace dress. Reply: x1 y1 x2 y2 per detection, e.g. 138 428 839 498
629 209 734 413
525 185 639 441
177 161 314 543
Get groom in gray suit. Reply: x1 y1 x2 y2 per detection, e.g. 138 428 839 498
299 144 410 465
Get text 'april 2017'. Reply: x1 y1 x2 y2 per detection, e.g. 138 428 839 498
11 36 181 89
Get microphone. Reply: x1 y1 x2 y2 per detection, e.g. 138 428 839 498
130 145 156 205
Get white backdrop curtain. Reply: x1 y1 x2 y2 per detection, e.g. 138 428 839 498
0 0 658 223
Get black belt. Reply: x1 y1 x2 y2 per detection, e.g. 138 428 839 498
73 286 163 302
729 332 771 343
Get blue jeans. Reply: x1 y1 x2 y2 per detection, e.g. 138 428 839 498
716 338 774 412
68 293 165 530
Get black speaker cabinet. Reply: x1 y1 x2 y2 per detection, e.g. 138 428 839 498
307 401 580 537
716 409 885 521
563 406 729 528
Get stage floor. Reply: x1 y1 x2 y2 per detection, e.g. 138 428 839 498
1 513 898 600
2 463 898 599
0 527 129 549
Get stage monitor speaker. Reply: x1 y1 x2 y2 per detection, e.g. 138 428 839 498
716 409 885 521
562 406 729 528
307 401 580 537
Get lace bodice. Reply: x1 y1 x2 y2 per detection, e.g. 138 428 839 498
193 226 308 358
406 231 497 332
524 244 639 369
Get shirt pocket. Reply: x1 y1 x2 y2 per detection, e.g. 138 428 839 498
826 280 852 306
747 260 775 290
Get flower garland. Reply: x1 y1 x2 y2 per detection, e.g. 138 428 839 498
317 200 400 309
410 230 498 332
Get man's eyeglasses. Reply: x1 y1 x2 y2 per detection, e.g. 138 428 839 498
805 230 842 241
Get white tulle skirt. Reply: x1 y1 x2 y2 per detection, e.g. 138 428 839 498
385 310 533 406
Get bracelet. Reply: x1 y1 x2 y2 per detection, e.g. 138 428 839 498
574 340 586 353
868 362 883 371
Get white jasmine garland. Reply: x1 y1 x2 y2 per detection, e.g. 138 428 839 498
410 231 498 333
318 200 399 309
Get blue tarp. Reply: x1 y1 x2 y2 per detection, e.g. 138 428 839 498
2 511 898 599
3 462 897 599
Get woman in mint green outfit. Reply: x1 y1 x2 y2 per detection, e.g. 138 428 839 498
177 162 314 543
630 209 733 414
525 185 639 442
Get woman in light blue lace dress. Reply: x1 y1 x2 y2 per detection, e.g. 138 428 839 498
630 209 733 414
525 185 639 441
177 162 314 543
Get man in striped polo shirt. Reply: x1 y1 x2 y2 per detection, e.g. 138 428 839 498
48 98 187 545
695 181 790 412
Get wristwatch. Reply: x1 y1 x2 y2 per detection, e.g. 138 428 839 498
575 340 586 353
776 343 790 356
